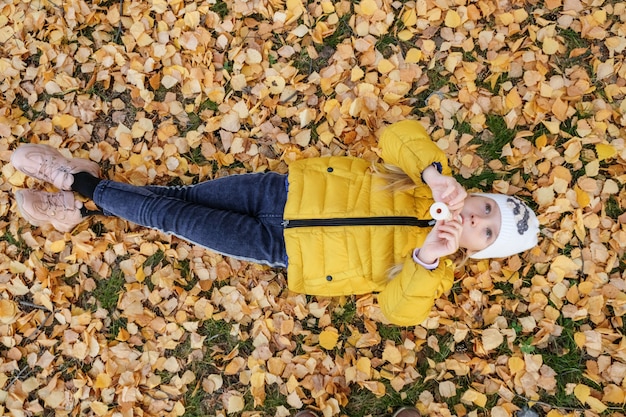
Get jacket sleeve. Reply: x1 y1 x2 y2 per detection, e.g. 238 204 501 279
377 257 454 326
379 120 451 186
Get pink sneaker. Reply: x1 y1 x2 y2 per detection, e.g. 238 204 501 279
15 190 84 232
11 144 100 190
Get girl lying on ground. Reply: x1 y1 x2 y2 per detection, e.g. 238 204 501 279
11 120 539 326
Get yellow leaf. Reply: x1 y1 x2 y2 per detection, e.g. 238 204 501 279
543 37 560 54
359 0 378 16
508 357 525 374
265 75 286 94
227 394 245 414
552 98 569 121
116 328 130 342
321 1 335 13
8 170 26 187
172 401 185 416
505 88 522 109
461 389 487 407
574 384 591 403
362 381 386 397
90 401 109 416
586 397 607 413
405 48 422 63
535 134 547 148
319 131 334 145
542 120 560 134
444 52 463 73
402 9 417 26
52 114 77 129
473 392 487 407
398 29 414 41
445 10 462 28
319 329 339 350
574 185 590 208
356 357 371 376
136 266 146 282
0 300 17 324
497 12 514 25
224 357 245 375
549 255 580 280
250 371 265 388
351 66 364 81
94 373 112 389
595 143 616 161
382 344 402 364
286 0 304 20
377 59 395 74
49 240 66 253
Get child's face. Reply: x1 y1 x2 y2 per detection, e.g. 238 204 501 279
458 195 501 252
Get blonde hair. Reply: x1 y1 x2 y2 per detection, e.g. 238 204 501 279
372 163 417 192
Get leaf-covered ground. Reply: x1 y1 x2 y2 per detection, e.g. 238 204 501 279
0 0 625 416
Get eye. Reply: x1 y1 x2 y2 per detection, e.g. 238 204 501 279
486 228 493 239
485 203 492 215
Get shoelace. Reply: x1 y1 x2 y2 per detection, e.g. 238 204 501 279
41 193 73 216
36 156 71 188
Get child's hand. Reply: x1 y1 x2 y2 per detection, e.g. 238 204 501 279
422 165 467 212
416 218 463 263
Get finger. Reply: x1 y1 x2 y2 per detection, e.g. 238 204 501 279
447 187 467 206
437 226 461 241
440 183 456 200
446 219 463 234
447 200 464 212
441 218 462 228
438 225 462 244
436 233 460 254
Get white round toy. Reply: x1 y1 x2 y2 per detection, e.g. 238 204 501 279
430 202 451 220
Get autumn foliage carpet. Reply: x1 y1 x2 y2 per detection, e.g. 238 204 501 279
0 0 625 416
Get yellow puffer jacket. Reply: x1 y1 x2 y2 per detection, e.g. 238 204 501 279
283 120 455 326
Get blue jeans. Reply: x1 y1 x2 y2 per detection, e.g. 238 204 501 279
92 172 288 267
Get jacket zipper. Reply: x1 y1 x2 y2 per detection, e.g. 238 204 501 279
283 216 435 228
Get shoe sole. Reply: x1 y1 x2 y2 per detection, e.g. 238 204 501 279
15 190 45 228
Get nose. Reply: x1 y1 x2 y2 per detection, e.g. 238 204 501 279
470 214 484 227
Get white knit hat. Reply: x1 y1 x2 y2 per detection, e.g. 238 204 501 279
469 193 540 259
